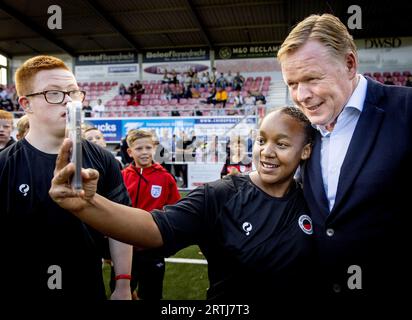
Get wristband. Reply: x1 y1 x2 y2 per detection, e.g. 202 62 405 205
114 274 132 281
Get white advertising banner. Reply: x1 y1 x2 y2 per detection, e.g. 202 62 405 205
74 64 139 83
355 37 412 71
187 163 223 189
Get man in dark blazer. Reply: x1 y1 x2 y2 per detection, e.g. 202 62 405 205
278 13 412 300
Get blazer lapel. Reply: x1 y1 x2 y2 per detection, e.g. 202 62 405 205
305 132 330 217
331 80 385 216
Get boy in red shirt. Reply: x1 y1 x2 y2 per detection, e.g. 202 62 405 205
122 129 180 299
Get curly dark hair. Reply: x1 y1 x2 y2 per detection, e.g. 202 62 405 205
266 106 316 145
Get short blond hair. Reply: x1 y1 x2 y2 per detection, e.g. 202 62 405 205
16 115 29 138
126 129 154 147
277 14 357 63
0 110 13 122
15 55 70 97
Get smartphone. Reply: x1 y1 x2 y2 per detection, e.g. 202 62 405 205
66 101 83 191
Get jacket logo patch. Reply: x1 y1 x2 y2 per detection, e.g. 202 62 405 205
242 222 253 236
19 184 30 196
151 185 162 198
298 215 313 235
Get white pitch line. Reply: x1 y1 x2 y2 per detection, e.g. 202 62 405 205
165 257 208 265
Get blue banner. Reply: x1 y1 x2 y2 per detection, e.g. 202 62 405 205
84 119 123 142
84 116 257 143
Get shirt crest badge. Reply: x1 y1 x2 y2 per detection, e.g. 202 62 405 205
151 185 162 198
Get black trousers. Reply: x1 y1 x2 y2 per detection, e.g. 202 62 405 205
111 250 165 300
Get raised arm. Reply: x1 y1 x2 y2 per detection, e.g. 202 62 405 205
49 138 163 248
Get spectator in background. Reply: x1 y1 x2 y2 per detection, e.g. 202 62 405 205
233 72 245 91
226 71 234 87
204 87 216 104
192 72 201 89
119 83 127 96
161 70 171 84
214 87 228 108
183 72 193 90
187 67 195 78
201 72 209 87
82 100 92 118
384 75 395 85
220 136 252 178
83 126 123 179
191 87 201 99
405 75 412 87
127 82 135 94
171 85 184 103
153 135 173 174
203 134 219 163
0 85 6 99
119 135 133 165
216 73 227 88
0 95 14 112
183 85 193 99
134 81 145 98
127 95 140 106
233 90 244 108
244 91 256 105
92 99 105 117
83 126 107 148
209 67 217 85
0 110 15 152
16 114 29 140
254 92 267 105
192 105 203 116
122 129 181 300
170 70 178 85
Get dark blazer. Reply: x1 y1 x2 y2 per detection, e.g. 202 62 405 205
303 78 412 298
